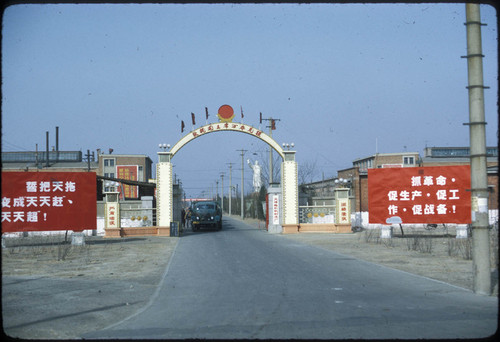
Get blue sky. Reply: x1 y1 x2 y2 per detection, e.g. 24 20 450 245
2 3 498 198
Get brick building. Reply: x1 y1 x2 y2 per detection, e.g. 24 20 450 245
300 147 498 225
98 153 153 199
1 150 154 200
338 151 421 213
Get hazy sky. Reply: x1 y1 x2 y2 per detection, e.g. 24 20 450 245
2 3 498 198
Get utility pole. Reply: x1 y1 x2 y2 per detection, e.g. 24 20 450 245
220 172 225 213
237 149 247 219
45 131 49 167
85 149 92 172
215 180 219 205
262 116 280 184
227 163 234 215
464 3 491 295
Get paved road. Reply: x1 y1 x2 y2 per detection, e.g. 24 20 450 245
84 217 497 339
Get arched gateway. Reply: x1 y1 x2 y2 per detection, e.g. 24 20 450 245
156 114 298 233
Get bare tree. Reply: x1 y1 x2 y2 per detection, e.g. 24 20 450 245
298 159 318 185
251 150 281 187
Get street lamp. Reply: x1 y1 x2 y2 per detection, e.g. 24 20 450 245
105 180 125 197
282 142 295 150
335 178 351 188
158 143 171 151
105 181 117 192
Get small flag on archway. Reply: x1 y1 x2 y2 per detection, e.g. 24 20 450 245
181 120 185 133
191 113 196 125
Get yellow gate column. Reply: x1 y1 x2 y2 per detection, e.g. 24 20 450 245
281 150 299 233
157 151 173 236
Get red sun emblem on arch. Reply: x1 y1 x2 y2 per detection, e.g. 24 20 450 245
217 105 235 122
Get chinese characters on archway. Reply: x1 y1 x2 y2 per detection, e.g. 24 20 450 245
368 166 471 224
1 172 96 232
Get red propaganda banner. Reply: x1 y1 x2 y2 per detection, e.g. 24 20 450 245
368 165 471 224
1 172 96 232
116 165 138 199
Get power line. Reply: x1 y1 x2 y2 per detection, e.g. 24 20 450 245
1 139 31 151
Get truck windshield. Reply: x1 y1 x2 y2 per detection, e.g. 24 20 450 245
195 204 215 210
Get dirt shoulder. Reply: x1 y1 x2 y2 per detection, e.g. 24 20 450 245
2 236 178 339
2 236 178 281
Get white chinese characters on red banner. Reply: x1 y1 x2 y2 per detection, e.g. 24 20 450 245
368 166 471 224
1 172 97 232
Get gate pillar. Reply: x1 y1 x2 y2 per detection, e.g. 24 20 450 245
267 183 282 234
104 191 121 238
281 150 299 233
157 152 173 235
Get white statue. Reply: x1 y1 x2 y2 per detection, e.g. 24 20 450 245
247 159 262 193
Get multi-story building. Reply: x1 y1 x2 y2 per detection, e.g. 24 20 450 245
352 151 421 172
98 153 153 199
2 150 155 200
421 146 498 212
300 147 498 227
421 146 498 167
338 152 421 213
1 150 98 173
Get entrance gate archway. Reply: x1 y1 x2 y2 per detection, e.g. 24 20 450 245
156 121 298 233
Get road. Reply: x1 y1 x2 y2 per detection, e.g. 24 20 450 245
84 216 497 339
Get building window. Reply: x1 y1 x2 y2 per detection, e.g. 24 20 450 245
104 159 115 167
403 156 415 165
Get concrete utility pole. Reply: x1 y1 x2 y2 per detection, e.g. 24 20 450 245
216 180 219 204
464 3 491 295
269 119 274 184
220 173 225 213
237 149 247 219
262 117 280 184
45 131 50 167
227 163 234 215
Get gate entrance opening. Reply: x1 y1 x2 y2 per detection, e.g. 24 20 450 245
156 121 299 233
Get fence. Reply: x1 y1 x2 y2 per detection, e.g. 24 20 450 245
299 205 335 224
119 207 156 227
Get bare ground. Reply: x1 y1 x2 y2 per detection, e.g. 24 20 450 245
1 236 178 281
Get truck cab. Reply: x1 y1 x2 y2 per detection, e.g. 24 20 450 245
190 201 222 231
